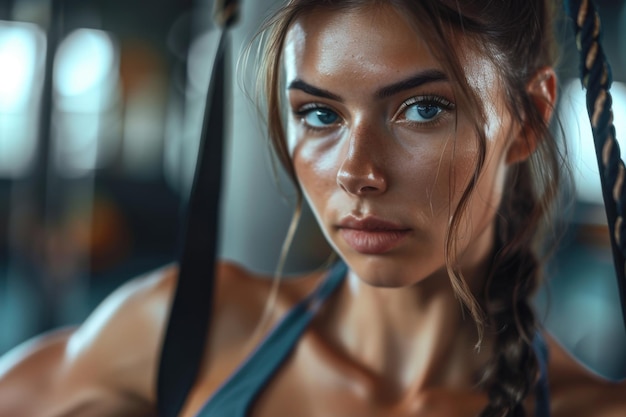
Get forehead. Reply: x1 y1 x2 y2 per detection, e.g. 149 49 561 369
284 5 440 82
283 5 499 102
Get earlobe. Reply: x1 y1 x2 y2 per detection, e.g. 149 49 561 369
506 67 558 164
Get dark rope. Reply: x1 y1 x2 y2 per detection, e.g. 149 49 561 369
565 0 626 331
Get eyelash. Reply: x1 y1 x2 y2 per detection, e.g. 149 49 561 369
294 103 342 132
394 95 456 127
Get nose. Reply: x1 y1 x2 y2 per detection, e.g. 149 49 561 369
336 125 388 196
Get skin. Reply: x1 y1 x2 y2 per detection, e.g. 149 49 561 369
284 7 507 289
0 4 625 417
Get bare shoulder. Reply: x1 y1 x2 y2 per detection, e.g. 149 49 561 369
0 264 178 416
69 259 323 399
545 331 626 417
64 264 179 399
63 259 317 399
0 260 326 417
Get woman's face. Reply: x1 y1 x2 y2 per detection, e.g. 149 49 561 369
284 5 519 287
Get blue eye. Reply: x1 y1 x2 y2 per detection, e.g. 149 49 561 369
406 104 442 121
399 96 454 125
300 107 339 128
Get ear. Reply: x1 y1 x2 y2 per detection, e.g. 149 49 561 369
506 67 558 164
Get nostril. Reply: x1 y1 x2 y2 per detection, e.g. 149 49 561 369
336 167 387 196
359 185 380 194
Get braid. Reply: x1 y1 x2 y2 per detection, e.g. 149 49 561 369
480 162 547 417
480 252 540 417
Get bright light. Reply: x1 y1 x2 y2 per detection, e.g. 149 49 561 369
560 79 626 205
0 21 44 112
52 29 119 176
54 29 116 98
0 21 45 177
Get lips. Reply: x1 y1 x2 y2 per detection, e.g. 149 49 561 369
337 216 411 255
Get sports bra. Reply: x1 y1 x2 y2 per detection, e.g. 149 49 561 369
194 261 551 417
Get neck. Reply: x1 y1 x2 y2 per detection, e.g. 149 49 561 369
319 260 494 402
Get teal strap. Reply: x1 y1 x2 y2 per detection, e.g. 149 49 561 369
195 261 347 417
533 333 551 417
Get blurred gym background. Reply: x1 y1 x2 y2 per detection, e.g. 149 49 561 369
0 0 624 380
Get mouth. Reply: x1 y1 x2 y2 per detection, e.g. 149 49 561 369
337 216 411 255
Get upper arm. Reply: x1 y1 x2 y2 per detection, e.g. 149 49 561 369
0 266 177 417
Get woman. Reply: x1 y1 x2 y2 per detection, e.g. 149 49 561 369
0 0 624 416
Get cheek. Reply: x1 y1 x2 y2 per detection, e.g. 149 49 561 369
475 144 509 214
424 127 508 235
417 132 480 216
291 137 340 204
288 120 328 204
455 137 510 244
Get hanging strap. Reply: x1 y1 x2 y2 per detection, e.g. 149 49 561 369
564 0 626 331
157 1 239 416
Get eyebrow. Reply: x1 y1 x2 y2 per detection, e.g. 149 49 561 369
375 69 448 99
287 69 449 102
287 79 342 101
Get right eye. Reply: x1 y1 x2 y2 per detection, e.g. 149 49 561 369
296 105 340 129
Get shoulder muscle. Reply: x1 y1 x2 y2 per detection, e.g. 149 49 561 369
0 265 177 417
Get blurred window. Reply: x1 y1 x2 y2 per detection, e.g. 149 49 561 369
53 28 119 177
0 20 46 177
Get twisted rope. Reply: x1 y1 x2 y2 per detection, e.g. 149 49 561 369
565 0 626 330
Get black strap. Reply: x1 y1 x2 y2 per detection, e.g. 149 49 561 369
156 27 229 417
156 2 240 415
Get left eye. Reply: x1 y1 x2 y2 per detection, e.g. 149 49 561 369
398 96 455 125
405 103 442 122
